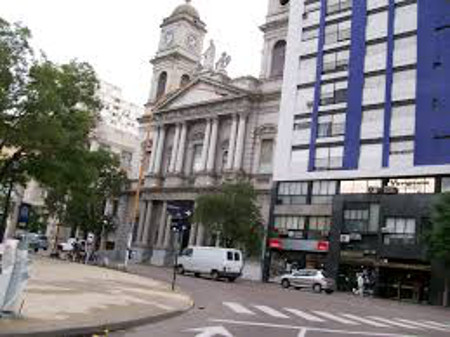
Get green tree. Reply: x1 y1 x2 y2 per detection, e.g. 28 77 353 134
194 181 263 257
428 193 450 307
58 150 127 248
0 17 102 239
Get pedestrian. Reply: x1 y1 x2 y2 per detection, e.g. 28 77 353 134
353 273 365 296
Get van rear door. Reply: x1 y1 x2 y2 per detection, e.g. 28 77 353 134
224 250 243 274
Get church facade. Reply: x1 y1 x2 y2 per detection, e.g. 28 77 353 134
115 0 289 270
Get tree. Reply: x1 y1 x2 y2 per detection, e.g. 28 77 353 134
57 150 127 248
194 181 263 257
428 193 450 307
0 17 102 239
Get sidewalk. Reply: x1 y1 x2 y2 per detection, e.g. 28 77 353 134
0 256 193 337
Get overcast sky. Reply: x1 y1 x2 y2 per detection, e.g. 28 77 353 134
0 0 267 106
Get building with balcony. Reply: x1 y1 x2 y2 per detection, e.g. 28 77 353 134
271 0 450 304
114 0 289 271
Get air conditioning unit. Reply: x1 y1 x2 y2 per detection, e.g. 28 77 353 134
306 101 314 109
383 186 399 194
340 234 351 243
368 186 382 194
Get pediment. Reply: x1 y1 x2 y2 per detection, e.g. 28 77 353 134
156 78 249 111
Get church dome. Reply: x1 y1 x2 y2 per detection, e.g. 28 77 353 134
171 1 200 19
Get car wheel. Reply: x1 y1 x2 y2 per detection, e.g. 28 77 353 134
211 270 220 281
176 265 185 275
228 277 237 283
281 279 290 289
325 289 334 294
194 272 201 278
313 283 322 293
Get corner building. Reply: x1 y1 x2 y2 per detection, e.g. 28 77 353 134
272 0 450 304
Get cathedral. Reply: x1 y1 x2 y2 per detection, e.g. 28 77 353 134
116 0 289 272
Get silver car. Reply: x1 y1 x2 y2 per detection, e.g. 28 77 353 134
280 269 335 294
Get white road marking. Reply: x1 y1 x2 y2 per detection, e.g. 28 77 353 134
253 305 290 318
284 308 325 322
395 318 450 332
421 320 450 329
312 311 360 325
223 302 255 315
210 318 420 337
369 316 422 329
298 328 307 337
186 326 233 337
341 314 390 327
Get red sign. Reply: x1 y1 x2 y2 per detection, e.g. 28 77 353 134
317 241 330 251
269 238 282 249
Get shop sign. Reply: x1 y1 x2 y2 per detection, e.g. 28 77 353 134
278 239 330 253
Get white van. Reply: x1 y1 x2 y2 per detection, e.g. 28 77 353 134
177 246 244 282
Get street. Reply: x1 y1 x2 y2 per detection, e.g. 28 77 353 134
111 266 450 337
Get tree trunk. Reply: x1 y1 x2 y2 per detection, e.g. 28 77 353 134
444 276 449 307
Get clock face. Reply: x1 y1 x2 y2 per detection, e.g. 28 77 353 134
186 34 198 50
163 31 174 46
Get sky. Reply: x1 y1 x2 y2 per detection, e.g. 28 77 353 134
0 0 267 106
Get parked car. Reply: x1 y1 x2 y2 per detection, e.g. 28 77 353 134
176 246 244 282
36 234 48 251
280 269 335 294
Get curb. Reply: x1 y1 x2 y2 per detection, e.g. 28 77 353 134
0 300 194 337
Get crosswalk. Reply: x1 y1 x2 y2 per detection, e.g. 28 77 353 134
222 302 450 332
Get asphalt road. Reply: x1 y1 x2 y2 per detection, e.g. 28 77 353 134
111 266 450 337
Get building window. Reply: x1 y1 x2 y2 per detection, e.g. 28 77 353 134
277 182 309 205
389 141 414 155
192 144 203 172
326 0 352 15
304 0 321 16
320 81 348 105
314 147 343 171
323 49 350 73
308 217 332 240
274 216 306 232
302 27 320 42
156 71 167 99
293 117 311 131
324 21 352 45
383 218 416 245
271 40 287 78
180 74 190 87
259 139 274 174
317 114 345 138
387 178 435 194
344 208 369 232
441 177 450 192
311 180 337 204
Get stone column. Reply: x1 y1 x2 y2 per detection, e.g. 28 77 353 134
169 124 180 173
189 224 197 246
233 114 247 170
136 202 147 243
148 127 160 174
196 224 205 246
175 122 188 174
226 114 238 170
157 201 168 248
206 117 219 172
199 119 212 172
163 214 172 248
141 201 153 246
153 125 166 175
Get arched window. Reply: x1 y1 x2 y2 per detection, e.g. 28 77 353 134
156 71 167 99
270 40 287 78
180 74 190 87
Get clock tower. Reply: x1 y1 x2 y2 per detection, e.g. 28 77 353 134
147 0 207 106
